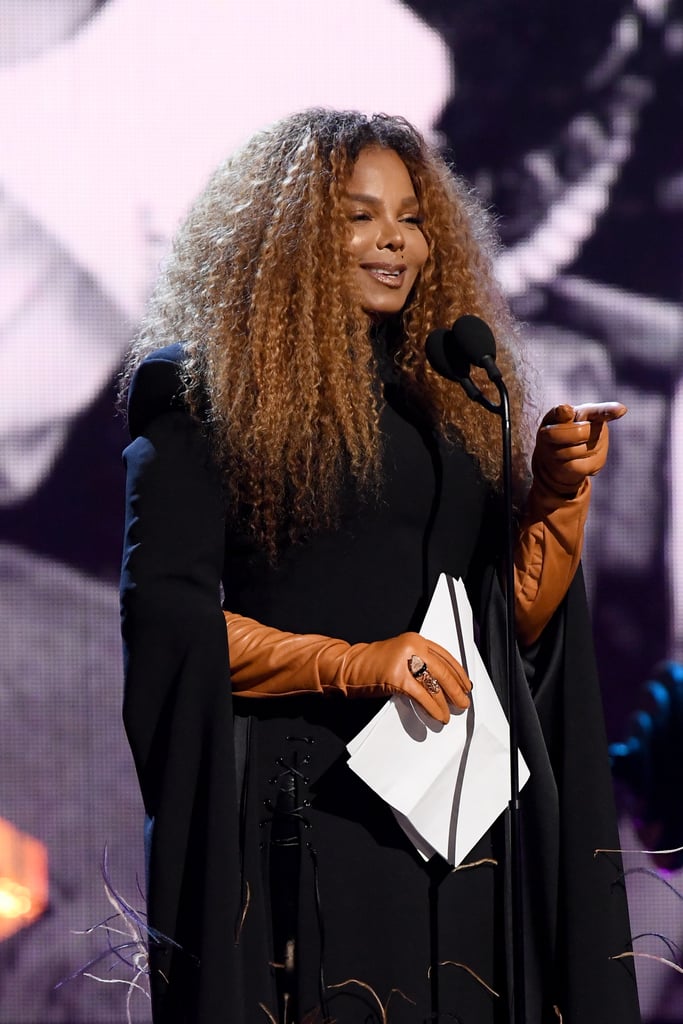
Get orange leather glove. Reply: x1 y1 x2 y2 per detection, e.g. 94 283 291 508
225 612 472 724
515 401 626 646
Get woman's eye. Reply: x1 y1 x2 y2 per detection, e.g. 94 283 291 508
401 215 424 226
350 212 371 221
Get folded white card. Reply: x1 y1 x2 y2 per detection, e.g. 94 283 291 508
347 574 529 865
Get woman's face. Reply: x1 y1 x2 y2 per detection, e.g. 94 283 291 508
342 146 429 318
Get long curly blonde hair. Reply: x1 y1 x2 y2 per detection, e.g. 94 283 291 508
122 109 532 553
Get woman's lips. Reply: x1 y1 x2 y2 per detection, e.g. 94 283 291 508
361 262 407 288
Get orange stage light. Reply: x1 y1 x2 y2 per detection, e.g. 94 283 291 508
0 818 48 941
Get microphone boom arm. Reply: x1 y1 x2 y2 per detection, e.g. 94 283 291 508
485 372 526 1024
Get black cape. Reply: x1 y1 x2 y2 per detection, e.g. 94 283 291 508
120 344 640 1023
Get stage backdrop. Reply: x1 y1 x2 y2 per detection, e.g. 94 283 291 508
0 1 681 1020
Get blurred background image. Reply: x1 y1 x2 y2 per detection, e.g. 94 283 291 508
0 1 681 1019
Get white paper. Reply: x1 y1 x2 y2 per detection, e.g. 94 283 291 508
346 574 529 865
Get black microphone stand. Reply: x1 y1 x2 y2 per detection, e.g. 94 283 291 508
459 362 526 1024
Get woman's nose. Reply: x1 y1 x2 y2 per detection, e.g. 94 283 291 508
377 220 405 251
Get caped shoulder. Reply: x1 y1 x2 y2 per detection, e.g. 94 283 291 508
127 343 187 439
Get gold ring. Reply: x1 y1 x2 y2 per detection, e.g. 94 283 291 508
408 654 441 694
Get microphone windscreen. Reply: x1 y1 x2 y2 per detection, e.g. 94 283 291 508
450 315 496 367
426 328 470 382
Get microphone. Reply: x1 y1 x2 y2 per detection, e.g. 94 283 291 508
425 328 481 401
426 319 499 411
450 314 502 382
425 311 523 1024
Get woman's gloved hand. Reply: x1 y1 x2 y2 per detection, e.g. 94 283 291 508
226 612 472 724
515 401 626 646
531 401 626 496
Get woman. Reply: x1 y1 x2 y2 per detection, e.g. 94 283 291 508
120 110 639 1023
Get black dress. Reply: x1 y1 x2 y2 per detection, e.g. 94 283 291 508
120 343 640 1023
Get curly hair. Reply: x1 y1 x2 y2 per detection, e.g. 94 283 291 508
122 108 533 554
